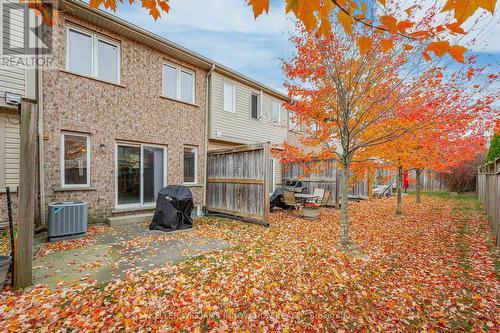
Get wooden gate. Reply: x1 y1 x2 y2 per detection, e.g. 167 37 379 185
206 143 270 224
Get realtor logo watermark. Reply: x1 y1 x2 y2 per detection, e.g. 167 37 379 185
1 0 55 68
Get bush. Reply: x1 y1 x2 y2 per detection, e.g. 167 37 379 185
486 134 500 162
442 152 486 193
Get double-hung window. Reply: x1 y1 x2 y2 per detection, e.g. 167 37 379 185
183 147 198 184
272 100 281 125
163 63 195 104
66 26 120 84
61 133 90 187
223 81 236 113
251 92 262 119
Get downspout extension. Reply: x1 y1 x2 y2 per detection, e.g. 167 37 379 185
36 12 45 231
203 64 216 211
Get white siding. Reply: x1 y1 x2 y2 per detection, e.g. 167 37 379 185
0 0 26 100
0 113 20 190
211 73 288 146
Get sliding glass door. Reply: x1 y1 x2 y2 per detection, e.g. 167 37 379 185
117 144 166 207
143 146 165 204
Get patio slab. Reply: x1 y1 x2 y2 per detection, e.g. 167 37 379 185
33 224 230 289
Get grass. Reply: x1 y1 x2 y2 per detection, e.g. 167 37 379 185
407 190 479 202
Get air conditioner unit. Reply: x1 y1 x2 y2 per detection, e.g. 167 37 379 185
48 201 88 242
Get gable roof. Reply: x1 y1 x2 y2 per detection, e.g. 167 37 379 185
61 0 290 101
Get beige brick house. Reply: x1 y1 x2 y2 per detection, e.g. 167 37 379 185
0 0 295 225
41 0 213 223
37 0 294 224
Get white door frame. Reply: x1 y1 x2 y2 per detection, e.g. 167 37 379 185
115 141 168 209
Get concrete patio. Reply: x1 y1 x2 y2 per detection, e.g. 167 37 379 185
33 224 230 289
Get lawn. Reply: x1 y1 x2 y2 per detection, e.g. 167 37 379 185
1 196 498 332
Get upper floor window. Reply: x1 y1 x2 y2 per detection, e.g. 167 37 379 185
61 133 90 187
224 81 236 113
163 63 195 104
251 92 262 119
66 26 120 84
272 100 281 125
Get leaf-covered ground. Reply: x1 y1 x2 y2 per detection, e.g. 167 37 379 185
1 196 498 332
35 226 109 258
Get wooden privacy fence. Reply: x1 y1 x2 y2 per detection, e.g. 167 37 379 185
206 143 270 224
477 157 499 248
409 170 447 192
282 159 339 206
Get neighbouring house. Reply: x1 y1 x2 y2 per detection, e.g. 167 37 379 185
207 70 290 193
0 0 41 226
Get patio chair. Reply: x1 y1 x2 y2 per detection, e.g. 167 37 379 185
321 190 331 206
312 188 325 204
283 191 300 210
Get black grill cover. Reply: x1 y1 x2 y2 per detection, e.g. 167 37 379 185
149 185 194 232
270 187 292 210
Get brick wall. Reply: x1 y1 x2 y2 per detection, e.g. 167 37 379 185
42 14 207 223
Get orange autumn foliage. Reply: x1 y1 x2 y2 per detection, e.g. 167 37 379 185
49 0 497 63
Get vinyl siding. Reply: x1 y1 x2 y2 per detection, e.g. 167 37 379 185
0 112 20 190
210 73 288 146
0 0 26 99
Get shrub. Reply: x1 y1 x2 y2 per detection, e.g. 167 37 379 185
486 134 500 162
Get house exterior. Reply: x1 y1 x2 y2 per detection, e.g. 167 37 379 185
0 0 298 225
207 70 290 193
32 0 294 224
0 0 40 224
39 0 215 223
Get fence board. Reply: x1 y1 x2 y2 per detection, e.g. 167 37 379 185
282 159 345 206
477 157 499 248
206 143 269 223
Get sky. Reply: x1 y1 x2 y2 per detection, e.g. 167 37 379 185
111 0 294 92
107 0 499 93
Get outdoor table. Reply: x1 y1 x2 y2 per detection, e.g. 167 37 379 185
295 193 319 204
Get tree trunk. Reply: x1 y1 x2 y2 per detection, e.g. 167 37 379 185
396 165 403 215
415 168 422 203
340 157 350 245
367 169 374 200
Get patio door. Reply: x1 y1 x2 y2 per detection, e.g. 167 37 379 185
116 143 167 207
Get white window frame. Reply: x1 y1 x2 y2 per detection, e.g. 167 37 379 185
65 25 121 84
250 91 263 119
162 62 196 104
272 100 281 125
183 146 198 185
114 142 168 209
61 132 91 188
223 81 236 113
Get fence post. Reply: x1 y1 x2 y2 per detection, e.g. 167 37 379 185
16 98 37 288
